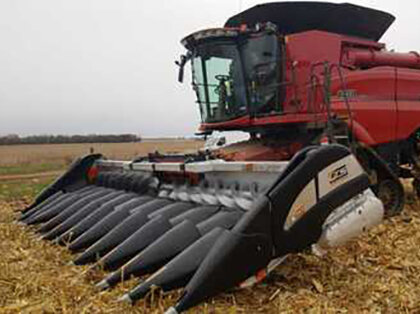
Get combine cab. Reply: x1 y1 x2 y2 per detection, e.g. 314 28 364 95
19 2 420 313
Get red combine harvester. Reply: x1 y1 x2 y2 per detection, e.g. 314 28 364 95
19 2 419 313
178 2 420 215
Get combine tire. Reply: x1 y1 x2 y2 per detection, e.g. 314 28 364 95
376 179 405 217
355 144 405 217
412 179 420 198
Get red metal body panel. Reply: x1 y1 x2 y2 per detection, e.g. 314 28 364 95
330 67 398 144
396 68 420 140
198 29 420 147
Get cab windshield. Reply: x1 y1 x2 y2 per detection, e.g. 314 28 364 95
191 34 280 123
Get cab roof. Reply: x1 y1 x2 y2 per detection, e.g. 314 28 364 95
225 2 395 42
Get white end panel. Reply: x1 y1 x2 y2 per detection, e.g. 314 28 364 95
154 163 184 172
131 163 154 172
317 190 384 249
96 160 130 170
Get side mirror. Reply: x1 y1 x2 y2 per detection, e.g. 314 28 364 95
175 55 186 83
175 52 191 83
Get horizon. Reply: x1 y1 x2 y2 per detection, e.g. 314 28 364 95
1 0 419 137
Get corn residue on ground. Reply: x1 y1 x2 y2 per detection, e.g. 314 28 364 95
1 180 420 313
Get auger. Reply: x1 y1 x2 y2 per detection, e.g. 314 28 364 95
19 2 420 312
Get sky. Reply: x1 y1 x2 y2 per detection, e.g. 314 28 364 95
0 0 419 137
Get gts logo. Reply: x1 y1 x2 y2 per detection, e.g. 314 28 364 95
328 165 348 184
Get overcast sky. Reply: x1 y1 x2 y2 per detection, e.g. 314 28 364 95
0 0 419 137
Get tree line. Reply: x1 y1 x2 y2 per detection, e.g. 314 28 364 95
0 134 141 145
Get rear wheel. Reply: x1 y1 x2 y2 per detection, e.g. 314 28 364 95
412 178 420 198
376 179 405 217
355 144 405 217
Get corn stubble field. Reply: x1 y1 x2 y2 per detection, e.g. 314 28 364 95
1 140 420 313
